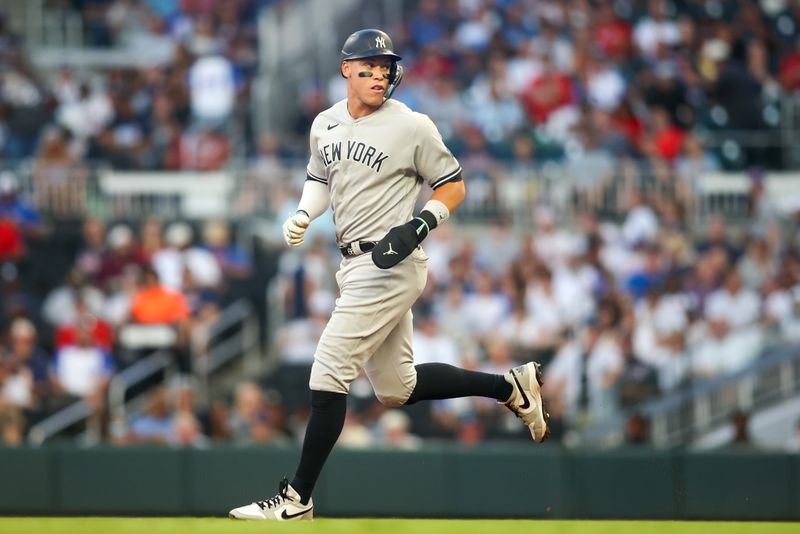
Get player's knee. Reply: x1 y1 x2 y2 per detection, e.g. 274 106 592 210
375 390 410 408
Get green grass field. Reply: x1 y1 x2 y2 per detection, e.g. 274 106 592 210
0 518 798 534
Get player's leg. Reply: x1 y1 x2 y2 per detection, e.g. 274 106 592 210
367 318 549 441
366 311 512 407
293 257 427 499
407 361 551 442
230 255 427 520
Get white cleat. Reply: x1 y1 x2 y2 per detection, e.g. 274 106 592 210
502 362 551 442
228 478 313 521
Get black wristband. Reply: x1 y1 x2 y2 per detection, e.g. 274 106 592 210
297 209 310 218
409 210 438 244
418 210 438 231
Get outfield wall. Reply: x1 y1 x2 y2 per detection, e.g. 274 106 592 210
1 444 797 520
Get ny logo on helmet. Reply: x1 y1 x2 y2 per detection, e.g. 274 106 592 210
375 36 386 48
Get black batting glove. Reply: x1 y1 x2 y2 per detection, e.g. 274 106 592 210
372 211 437 269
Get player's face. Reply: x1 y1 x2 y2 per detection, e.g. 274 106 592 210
343 57 392 108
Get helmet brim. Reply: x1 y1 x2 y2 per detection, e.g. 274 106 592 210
341 49 402 62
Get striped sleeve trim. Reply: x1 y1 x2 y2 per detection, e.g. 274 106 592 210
431 167 463 189
306 171 327 185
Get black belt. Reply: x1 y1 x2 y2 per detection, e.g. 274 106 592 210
339 241 377 258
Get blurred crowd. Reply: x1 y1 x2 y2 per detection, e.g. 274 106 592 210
389 0 798 171
0 193 255 444
3 0 800 449
0 0 268 190
269 196 800 446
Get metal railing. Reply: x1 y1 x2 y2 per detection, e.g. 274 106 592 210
27 349 172 445
27 399 94 446
575 344 800 449
192 298 261 405
107 350 174 422
5 157 800 228
28 297 260 444
643 345 800 448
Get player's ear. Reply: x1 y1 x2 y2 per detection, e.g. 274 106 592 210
341 60 349 79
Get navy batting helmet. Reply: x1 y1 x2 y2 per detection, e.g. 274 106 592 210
341 29 402 62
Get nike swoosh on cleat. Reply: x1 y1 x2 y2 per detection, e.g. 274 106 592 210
281 507 311 520
512 370 531 410
327 124 339 130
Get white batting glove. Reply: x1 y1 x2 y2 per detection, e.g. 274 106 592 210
282 210 310 247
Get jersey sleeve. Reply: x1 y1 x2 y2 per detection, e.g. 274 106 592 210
306 117 328 185
413 114 462 190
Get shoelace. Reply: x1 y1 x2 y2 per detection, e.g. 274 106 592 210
256 478 290 510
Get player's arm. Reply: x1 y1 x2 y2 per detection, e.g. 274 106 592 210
430 179 465 214
372 114 463 269
370 177 462 269
283 122 331 247
282 178 330 247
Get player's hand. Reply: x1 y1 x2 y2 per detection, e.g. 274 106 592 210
372 223 418 269
282 211 310 247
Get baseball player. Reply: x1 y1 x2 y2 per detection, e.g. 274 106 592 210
229 29 549 521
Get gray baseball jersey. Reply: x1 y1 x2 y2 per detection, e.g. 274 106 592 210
306 99 461 247
305 98 462 402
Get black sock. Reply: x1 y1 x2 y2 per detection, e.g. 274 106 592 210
405 363 512 405
290 390 347 504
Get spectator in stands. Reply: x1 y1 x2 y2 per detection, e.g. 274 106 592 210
130 266 191 326
75 217 107 281
407 0 448 50
621 190 660 248
413 314 461 367
172 381 209 447
615 335 659 409
152 221 221 291
520 54 574 126
643 107 685 163
0 202 24 264
337 411 376 449
0 171 44 252
42 267 106 328
102 264 141 328
128 385 174 444
737 236 777 291
137 218 163 263
432 283 473 346
763 270 800 345
54 302 114 351
96 224 148 291
276 289 332 367
675 133 720 207
0 404 23 446
56 81 114 146
633 284 690 391
544 299 624 427
692 269 763 378
200 218 252 282
1 55 52 160
375 409 422 451
466 56 526 144
32 126 88 216
0 318 50 413
633 0 680 60
177 126 230 171
696 215 741 267
462 269 511 340
519 265 567 354
229 381 287 444
779 40 800 93
49 315 115 437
